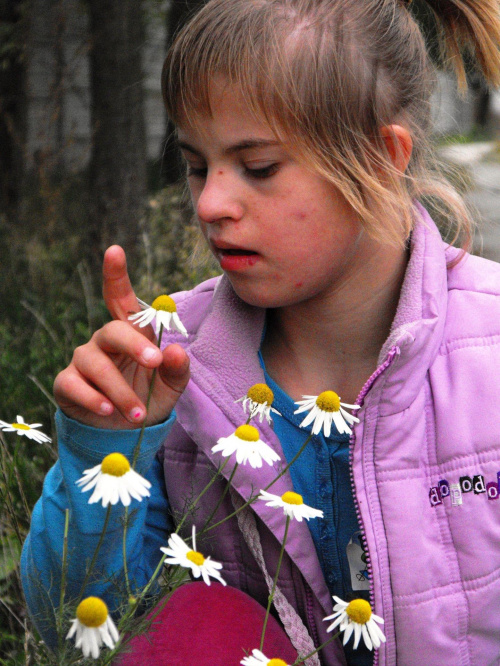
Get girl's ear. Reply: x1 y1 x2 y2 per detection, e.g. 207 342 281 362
380 125 413 173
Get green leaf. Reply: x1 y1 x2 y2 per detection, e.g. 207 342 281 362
0 535 21 580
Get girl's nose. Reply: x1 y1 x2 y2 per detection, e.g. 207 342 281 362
195 171 244 224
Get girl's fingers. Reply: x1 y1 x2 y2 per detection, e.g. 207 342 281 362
92 320 163 366
158 344 191 395
102 245 143 323
71 345 147 423
54 367 116 417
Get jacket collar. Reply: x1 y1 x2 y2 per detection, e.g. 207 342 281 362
375 203 449 414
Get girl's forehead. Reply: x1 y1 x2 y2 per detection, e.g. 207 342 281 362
177 82 284 146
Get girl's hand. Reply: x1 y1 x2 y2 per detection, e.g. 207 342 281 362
53 246 190 429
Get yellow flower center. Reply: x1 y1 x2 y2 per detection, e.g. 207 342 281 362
100 452 131 477
247 383 274 405
281 491 304 505
268 660 288 666
345 599 372 624
186 550 205 566
12 422 31 430
76 597 108 628
316 391 341 412
234 424 260 442
151 295 176 313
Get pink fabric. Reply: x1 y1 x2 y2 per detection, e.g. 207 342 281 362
157 206 500 665
116 583 298 666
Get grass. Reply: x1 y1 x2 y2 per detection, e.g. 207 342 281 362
0 171 219 664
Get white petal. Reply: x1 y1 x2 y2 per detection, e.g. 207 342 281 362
332 596 348 608
66 619 78 640
361 623 373 651
172 312 188 337
339 406 360 425
89 627 101 659
118 483 131 506
367 618 386 647
299 407 318 428
325 613 345 632
340 402 360 410
332 411 351 435
107 616 120 643
322 413 333 438
342 622 354 645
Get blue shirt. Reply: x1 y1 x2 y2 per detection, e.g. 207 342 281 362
261 362 373 666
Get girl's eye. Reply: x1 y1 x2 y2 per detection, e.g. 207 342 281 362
186 165 207 178
245 163 279 179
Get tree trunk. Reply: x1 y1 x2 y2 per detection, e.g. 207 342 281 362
0 0 27 219
88 0 147 261
160 0 205 186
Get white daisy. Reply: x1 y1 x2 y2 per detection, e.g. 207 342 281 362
128 295 188 338
212 424 280 469
241 649 290 666
76 452 151 507
0 415 51 444
294 391 360 437
236 383 279 424
66 596 120 659
161 525 226 586
258 490 324 522
323 596 386 651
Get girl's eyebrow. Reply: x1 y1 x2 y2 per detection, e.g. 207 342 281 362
177 138 281 157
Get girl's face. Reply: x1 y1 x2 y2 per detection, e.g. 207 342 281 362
177 83 378 310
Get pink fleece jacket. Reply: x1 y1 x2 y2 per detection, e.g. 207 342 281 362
159 203 500 665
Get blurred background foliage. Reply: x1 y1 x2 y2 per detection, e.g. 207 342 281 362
0 0 498 662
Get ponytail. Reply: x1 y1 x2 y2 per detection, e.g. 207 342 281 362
420 0 500 91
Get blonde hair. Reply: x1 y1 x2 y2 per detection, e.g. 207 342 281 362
162 0 500 251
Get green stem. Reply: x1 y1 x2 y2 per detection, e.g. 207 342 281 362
117 552 169 630
131 368 157 468
291 630 341 665
57 509 70 652
77 504 112 603
174 457 230 535
102 568 190 665
263 433 313 492
131 322 164 468
123 507 131 597
201 462 239 532
126 322 165 596
204 433 313 535
260 515 291 652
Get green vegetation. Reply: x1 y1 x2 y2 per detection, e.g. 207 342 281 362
0 173 219 664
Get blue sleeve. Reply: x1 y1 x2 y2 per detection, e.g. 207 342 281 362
20 409 175 649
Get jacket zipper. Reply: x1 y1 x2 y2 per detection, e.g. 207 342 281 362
349 346 400 666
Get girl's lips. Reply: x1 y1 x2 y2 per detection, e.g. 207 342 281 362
217 248 260 271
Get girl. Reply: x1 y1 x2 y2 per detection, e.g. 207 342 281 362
22 1 500 664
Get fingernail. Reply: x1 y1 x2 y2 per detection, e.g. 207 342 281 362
100 402 113 415
130 408 144 421
142 347 160 363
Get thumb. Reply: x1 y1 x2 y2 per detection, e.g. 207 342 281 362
157 344 191 398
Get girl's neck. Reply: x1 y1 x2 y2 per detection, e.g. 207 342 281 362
261 243 408 404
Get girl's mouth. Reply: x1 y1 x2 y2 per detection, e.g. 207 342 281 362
217 248 259 271
221 249 257 255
